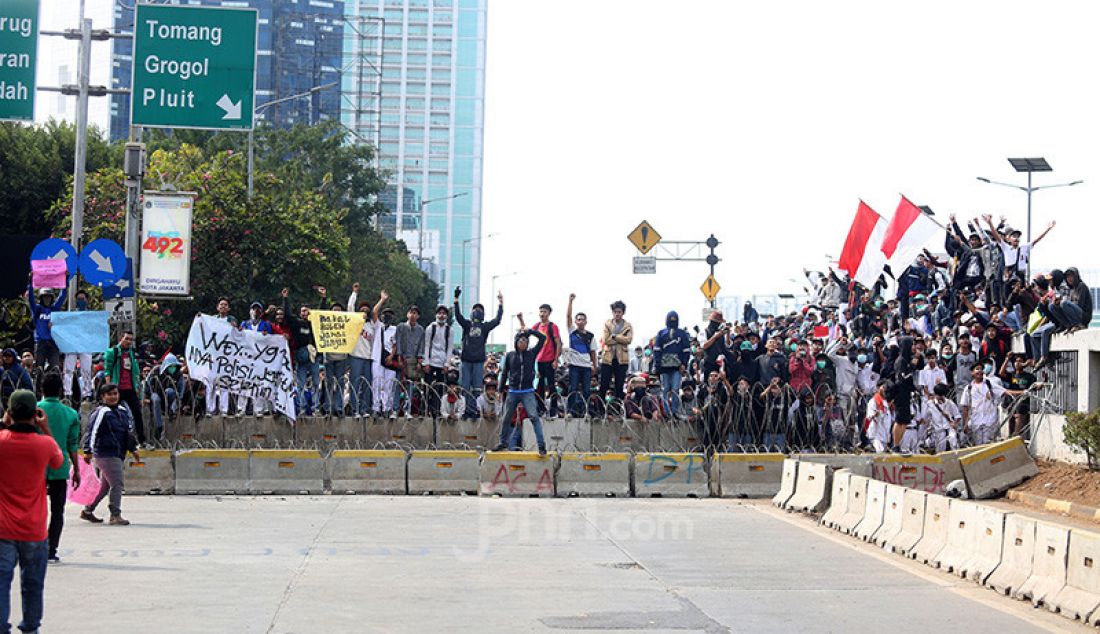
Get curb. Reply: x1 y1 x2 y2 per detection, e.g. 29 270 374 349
1006 489 1100 522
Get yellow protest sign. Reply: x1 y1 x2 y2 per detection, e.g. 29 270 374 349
307 310 366 353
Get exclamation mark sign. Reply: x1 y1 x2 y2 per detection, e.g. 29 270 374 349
641 226 649 249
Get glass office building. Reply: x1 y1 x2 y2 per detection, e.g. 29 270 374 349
343 0 487 306
108 0 345 141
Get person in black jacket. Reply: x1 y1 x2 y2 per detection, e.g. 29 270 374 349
454 287 503 420
493 324 547 455
80 384 140 526
281 288 320 415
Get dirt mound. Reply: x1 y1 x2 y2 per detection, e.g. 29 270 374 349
1011 459 1100 508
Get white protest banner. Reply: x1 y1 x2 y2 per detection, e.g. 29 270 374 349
185 314 297 420
139 192 193 295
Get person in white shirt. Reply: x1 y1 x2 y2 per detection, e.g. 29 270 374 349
918 383 962 452
422 305 454 417
346 284 385 418
439 382 466 421
370 293 398 417
826 340 857 412
987 217 1055 282
855 353 879 394
959 361 1006 445
917 352 947 399
865 380 894 453
477 381 503 422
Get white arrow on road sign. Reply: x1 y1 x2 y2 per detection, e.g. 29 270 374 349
49 249 67 260
88 250 114 273
217 94 242 120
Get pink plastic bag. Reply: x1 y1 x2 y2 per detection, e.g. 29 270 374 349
67 458 102 507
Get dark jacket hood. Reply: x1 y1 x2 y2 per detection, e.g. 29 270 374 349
665 311 679 329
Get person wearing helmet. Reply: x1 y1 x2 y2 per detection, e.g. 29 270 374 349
26 277 66 372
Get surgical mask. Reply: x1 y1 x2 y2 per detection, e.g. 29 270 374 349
382 314 394 326
983 364 994 375
816 360 826 370
789 343 797 352
437 315 447 324
740 342 753 351
75 299 87 310
643 349 652 357
942 354 954 360
857 354 868 364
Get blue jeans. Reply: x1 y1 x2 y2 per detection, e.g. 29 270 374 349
1050 300 1084 330
148 389 177 437
499 391 545 450
295 347 321 415
1002 310 1022 333
324 358 348 416
1030 323 1056 360
659 371 683 417
763 433 787 452
460 361 483 419
728 432 754 452
0 539 47 633
567 366 592 417
348 357 373 415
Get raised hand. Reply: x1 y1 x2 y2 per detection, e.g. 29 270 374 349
380 290 389 301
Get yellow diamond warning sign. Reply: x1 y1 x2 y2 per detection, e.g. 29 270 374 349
700 275 721 301
627 221 661 255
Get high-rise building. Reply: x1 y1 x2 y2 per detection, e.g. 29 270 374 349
108 0 346 141
343 0 487 307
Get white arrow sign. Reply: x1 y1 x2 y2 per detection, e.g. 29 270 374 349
88 250 114 273
217 94 242 120
49 249 68 261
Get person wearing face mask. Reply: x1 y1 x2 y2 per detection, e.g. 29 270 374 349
281 288 321 416
959 361 1008 446
788 341 814 393
865 379 895 453
494 322 548 455
757 338 789 386
422 304 455 418
61 290 94 403
918 383 962 452
453 287 504 420
700 311 729 377
938 344 956 386
654 311 691 419
238 301 275 417
370 292 398 418
891 337 919 451
917 351 947 400
694 371 728 454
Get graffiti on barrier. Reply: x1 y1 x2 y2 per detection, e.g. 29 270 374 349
873 463 946 494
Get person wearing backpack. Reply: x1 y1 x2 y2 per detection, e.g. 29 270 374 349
422 305 454 417
959 361 1005 446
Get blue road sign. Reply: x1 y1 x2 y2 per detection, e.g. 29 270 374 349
102 257 135 299
30 238 78 279
79 238 126 287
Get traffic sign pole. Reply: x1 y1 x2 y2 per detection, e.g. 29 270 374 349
67 17 91 310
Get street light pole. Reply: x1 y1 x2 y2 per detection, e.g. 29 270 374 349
416 191 469 270
490 272 518 344
461 232 499 313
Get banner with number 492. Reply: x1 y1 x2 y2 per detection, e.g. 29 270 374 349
139 193 193 295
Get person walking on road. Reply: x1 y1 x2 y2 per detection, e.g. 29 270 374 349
36 374 81 563
0 389 63 634
80 384 140 526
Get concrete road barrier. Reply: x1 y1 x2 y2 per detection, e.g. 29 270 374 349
710 453 785 498
246 415 294 448
853 480 887 541
786 461 833 514
959 437 1039 499
871 484 906 546
889 489 928 556
480 452 557 497
222 416 252 446
634 453 708 498
1049 529 1100 624
327 450 407 494
387 416 435 449
986 514 1037 597
834 475 869 534
592 420 656 453
556 452 631 497
164 416 195 445
658 421 702 453
962 506 1011 583
523 418 593 452
911 494 951 564
123 450 174 494
175 449 250 494
364 416 391 446
1017 521 1070 607
872 454 952 495
772 459 799 509
195 415 225 446
437 418 496 450
407 450 480 495
798 454 873 477
935 499 980 575
249 450 325 494
820 469 852 529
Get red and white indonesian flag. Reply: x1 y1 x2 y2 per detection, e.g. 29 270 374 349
838 201 888 289
881 196 939 272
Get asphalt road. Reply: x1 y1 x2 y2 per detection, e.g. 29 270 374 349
28 496 1083 633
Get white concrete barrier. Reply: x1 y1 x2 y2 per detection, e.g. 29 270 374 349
634 453 708 498
820 469 852 529
175 449 250 495
961 506 1011 583
249 450 325 494
889 489 927 556
785 461 833 513
327 450 407 494
871 484 906 546
709 453 786 498
123 450 174 494
1049 529 1100 624
834 475 870 535
911 494 951 565
852 480 887 542
556 452 631 497
958 437 1039 499
935 499 980 575
406 450 480 495
480 452 556 497
1017 521 1070 607
772 459 799 509
986 514 1037 597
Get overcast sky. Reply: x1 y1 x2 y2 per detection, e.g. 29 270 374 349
479 0 1098 342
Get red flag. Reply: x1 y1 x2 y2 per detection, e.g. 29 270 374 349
838 201 888 288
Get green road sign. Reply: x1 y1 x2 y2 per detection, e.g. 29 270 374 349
131 4 257 131
0 0 39 121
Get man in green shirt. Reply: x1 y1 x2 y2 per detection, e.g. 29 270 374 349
37 373 81 563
